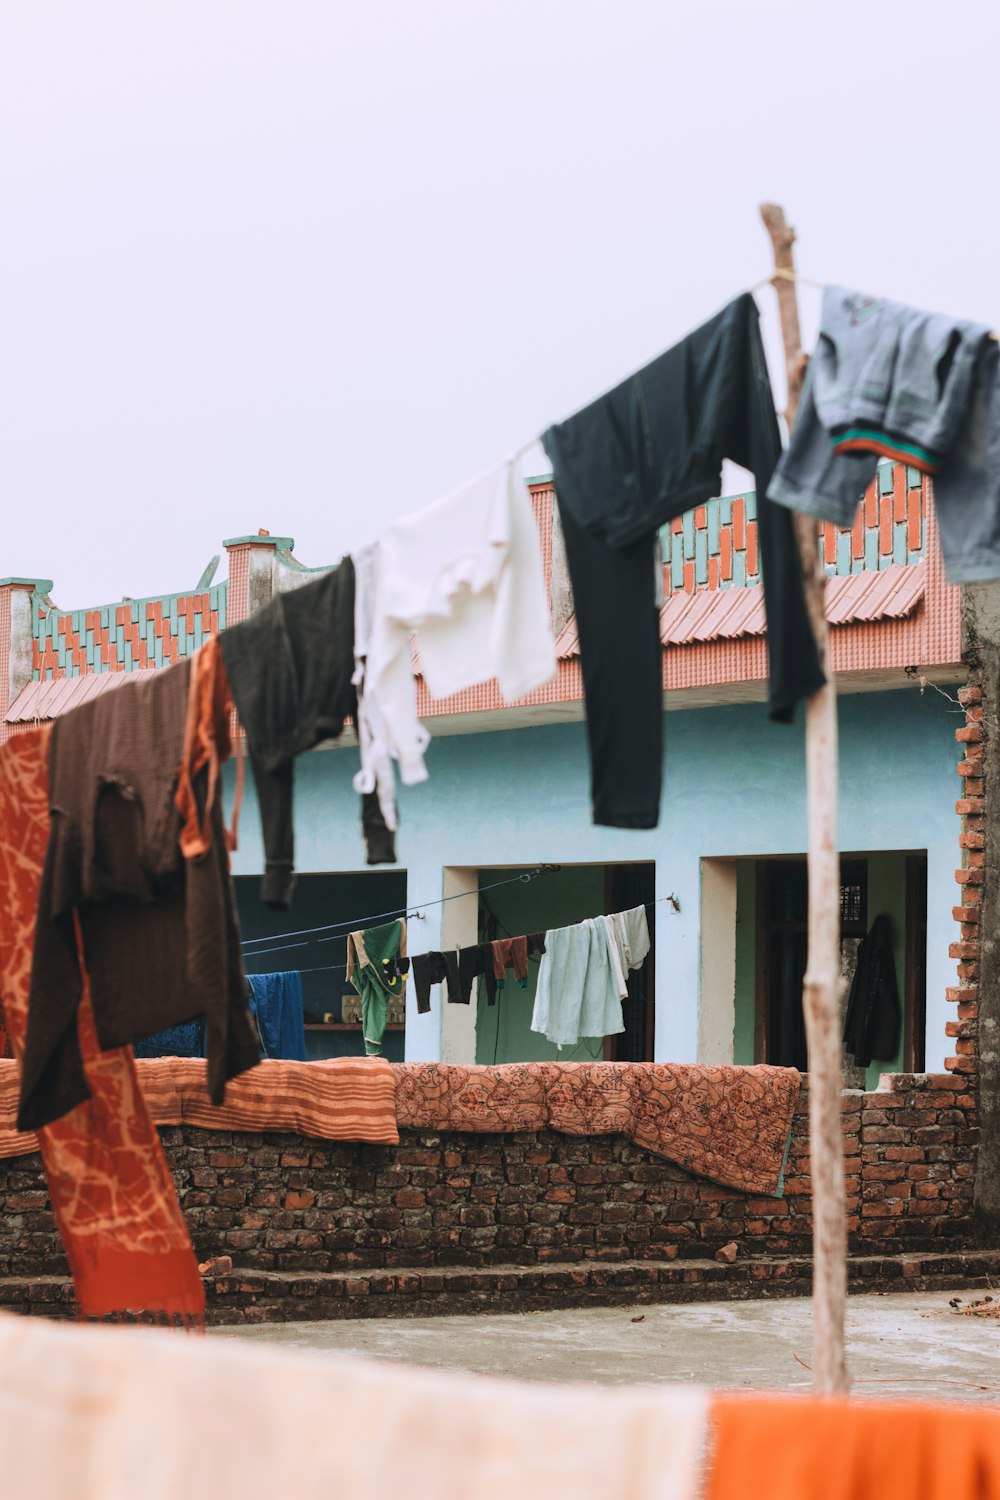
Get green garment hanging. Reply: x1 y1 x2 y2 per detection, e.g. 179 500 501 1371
347 919 407 1055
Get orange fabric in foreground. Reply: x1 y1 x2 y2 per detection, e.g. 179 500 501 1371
394 1061 800 1197
0 1056 400 1158
0 728 204 1323
707 1392 1000 1500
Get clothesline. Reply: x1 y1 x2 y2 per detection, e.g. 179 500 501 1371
752 267 1000 341
240 865 566 952
247 894 681 976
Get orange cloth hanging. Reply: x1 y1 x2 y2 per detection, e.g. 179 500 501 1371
0 727 204 1324
706 1392 1000 1500
175 634 244 859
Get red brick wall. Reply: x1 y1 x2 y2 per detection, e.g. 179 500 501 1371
0 1071 976 1293
948 674 984 1087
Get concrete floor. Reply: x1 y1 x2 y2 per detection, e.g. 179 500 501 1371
214 1291 1000 1401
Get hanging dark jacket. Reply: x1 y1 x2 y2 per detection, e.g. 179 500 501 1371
219 560 395 909
842 913 901 1068
542 293 825 828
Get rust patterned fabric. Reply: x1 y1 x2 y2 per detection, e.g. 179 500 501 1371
393 1061 800 1196
0 728 204 1322
706 1393 1000 1500
0 1055 399 1157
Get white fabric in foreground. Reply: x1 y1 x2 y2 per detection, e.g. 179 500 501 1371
0 1311 707 1500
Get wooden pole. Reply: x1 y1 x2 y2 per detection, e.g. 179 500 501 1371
759 203 848 1394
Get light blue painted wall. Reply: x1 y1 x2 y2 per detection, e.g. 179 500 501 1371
224 686 959 1073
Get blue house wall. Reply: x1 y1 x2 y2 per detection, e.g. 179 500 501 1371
225 685 959 1073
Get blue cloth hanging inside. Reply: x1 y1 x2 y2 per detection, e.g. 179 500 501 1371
133 1019 205 1059
247 971 307 1061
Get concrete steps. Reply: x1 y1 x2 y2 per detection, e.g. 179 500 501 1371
3 1246 999 1324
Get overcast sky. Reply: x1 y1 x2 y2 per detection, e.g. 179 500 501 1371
3 0 998 609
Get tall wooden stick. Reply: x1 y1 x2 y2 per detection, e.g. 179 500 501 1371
760 203 848 1394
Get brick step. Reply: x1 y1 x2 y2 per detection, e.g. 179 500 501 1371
3 1247 998 1324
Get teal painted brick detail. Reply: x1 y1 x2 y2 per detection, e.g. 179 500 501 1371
671 541 684 590
193 616 204 651
907 465 921 489
837 532 852 575
682 511 695 559
743 491 756 521
169 597 179 633
707 501 720 555
695 529 708 584
218 582 228 630
131 601 140 625
877 462 894 496
145 622 155 658
659 526 672 565
117 625 126 660
864 528 878 571
893 520 907 566
720 496 732 524
733 552 746 587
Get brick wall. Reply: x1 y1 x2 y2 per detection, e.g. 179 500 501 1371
949 674 984 1089
0 1073 976 1302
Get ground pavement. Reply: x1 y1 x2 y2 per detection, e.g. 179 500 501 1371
213 1290 1000 1401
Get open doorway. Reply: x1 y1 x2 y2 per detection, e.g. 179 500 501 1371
726 851 926 1085
234 870 407 1061
472 861 655 1065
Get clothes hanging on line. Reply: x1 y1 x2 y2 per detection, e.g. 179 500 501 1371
19 658 258 1133
842 913 901 1068
351 540 400 858
611 906 652 977
409 943 498 1011
354 454 558 803
491 933 546 990
543 292 824 829
531 918 625 1048
346 919 408 1055
133 1019 205 1059
768 285 1000 584
247 971 307 1062
0 726 205 1324
219 559 396 909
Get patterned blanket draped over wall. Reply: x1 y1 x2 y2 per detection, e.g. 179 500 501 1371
0 729 204 1323
0 1056 799 1200
393 1062 799 1197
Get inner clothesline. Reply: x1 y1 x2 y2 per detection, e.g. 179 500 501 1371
247 892 681 975
751 267 1000 341
241 865 565 952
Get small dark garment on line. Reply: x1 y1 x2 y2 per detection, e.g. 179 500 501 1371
19 660 259 1133
542 293 825 829
219 560 394 909
410 945 498 1011
843 913 901 1068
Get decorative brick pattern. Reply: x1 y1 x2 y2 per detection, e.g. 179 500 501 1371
660 463 926 596
33 586 227 681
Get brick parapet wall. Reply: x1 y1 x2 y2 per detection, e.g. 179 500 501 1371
948 671 985 1089
0 1074 976 1289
